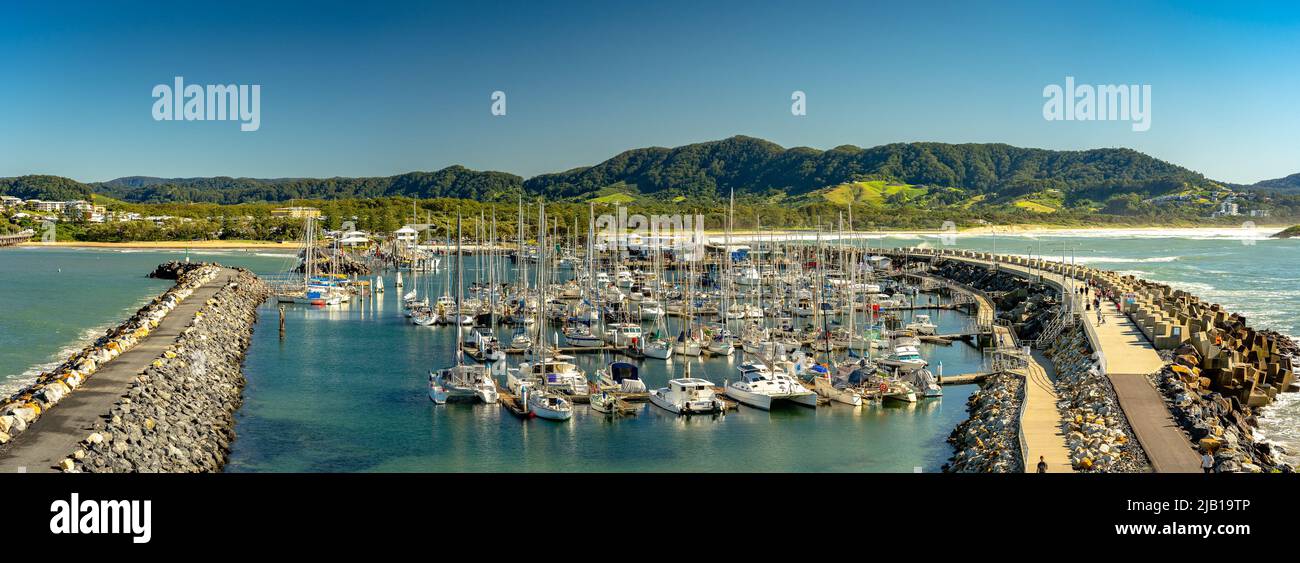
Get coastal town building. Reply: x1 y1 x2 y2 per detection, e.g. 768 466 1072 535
270 206 322 219
394 225 419 247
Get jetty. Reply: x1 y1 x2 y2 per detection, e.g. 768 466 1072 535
902 267 1074 472
890 248 1202 473
0 232 33 247
0 267 240 472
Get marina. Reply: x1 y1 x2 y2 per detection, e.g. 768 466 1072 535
1 228 1297 473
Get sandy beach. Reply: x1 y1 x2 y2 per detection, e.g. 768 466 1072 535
18 240 295 250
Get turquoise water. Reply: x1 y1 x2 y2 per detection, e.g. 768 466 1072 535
226 264 981 473
0 247 294 396
3 228 1298 471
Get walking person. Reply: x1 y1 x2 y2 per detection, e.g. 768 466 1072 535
1037 455 1048 473
1201 449 1215 474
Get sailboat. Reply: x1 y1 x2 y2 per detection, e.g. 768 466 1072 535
428 214 500 405
725 362 817 410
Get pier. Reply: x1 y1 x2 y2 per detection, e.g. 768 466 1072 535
0 232 33 247
892 248 1201 473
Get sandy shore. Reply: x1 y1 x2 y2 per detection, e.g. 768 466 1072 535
19 240 294 250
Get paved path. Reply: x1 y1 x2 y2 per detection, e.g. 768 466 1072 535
0 269 233 472
920 253 1201 473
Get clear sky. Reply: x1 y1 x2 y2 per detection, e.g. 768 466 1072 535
1 0 1297 184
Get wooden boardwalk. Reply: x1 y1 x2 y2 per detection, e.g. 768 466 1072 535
909 269 1074 472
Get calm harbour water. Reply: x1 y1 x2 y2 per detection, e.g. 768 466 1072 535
2 227 1297 471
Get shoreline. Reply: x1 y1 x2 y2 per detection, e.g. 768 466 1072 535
13 225 1289 250
18 240 294 250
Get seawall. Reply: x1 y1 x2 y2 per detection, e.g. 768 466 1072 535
67 264 269 472
892 247 1295 473
0 261 269 472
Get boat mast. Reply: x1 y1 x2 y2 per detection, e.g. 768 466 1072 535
455 213 464 367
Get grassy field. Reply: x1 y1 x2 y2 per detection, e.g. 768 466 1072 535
814 180 928 206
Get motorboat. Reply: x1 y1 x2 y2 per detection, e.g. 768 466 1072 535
650 377 726 415
906 314 938 336
907 368 943 398
878 344 928 373
563 324 605 348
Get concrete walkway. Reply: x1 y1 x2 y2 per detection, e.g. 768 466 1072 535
0 269 233 472
927 254 1201 473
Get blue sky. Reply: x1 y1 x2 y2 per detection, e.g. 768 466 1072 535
1 0 1297 184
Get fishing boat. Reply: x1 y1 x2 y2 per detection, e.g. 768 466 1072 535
725 362 817 410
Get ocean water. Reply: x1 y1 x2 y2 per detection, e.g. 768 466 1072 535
2 229 1297 471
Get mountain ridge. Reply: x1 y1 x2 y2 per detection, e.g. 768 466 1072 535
3 136 1232 206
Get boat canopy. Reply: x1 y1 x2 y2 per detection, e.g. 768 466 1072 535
608 362 640 382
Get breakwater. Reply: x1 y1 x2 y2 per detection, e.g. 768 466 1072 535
0 263 221 446
1046 326 1148 472
895 247 1298 472
65 264 269 472
945 372 1024 472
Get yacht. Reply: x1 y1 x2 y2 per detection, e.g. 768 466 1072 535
429 363 499 404
563 324 605 348
650 377 726 415
513 355 588 396
672 330 702 356
878 344 928 373
463 328 505 362
906 314 939 335
528 391 573 421
725 363 817 410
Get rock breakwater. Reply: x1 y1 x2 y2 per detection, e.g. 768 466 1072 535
1047 326 1149 472
945 373 1024 472
1151 343 1294 473
63 267 269 472
0 264 221 446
